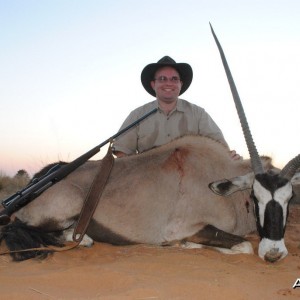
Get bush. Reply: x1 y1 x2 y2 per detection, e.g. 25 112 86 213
0 170 31 201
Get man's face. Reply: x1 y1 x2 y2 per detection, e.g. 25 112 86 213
150 66 183 103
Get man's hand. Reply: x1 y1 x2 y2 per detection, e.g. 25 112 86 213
114 151 127 158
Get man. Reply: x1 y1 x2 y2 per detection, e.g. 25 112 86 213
113 56 239 159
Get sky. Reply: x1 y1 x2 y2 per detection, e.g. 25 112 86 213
1 0 299 177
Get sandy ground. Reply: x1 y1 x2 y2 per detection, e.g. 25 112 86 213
0 205 299 300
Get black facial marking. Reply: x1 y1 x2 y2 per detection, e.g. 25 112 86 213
252 172 290 241
255 173 289 195
252 194 285 240
252 191 263 237
263 200 284 240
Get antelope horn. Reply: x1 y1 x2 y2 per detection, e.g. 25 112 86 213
210 23 264 175
280 154 300 180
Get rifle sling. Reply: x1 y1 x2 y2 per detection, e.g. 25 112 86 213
72 142 115 243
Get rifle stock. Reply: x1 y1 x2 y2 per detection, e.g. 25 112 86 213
0 108 157 225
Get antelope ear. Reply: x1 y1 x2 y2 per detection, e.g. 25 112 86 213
209 173 254 196
291 172 300 185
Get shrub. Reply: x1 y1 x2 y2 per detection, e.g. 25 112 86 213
0 170 31 201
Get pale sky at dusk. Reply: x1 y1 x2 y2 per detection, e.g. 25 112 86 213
1 0 299 177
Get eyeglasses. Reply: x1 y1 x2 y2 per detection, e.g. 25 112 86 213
154 76 181 83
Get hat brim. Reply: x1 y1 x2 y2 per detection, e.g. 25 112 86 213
141 62 193 97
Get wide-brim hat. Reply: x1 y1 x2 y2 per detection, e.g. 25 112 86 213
141 56 193 97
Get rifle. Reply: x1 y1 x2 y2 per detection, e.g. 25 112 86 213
0 108 158 225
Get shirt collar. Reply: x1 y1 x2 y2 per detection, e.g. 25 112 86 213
155 98 185 113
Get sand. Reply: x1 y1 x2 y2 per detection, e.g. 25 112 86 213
0 205 300 300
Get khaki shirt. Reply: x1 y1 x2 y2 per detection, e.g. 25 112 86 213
113 99 228 155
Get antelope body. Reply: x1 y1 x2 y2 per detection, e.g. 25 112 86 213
1 135 299 262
